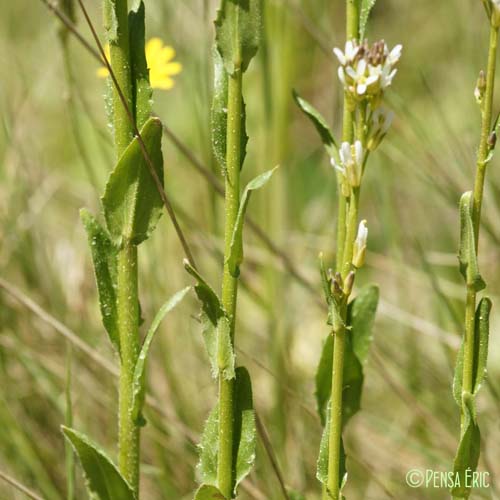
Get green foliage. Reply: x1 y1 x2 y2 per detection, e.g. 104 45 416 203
451 396 481 499
214 0 261 75
453 297 492 405
211 47 248 173
80 209 120 353
458 192 486 291
293 91 338 159
197 367 256 496
131 286 191 425
102 117 164 245
194 484 227 500
316 402 347 492
128 1 152 129
227 167 278 277
184 262 235 380
315 285 379 425
61 426 135 500
359 0 377 40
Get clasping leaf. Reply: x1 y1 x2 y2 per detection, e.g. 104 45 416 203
451 395 481 499
194 484 227 500
293 91 338 160
131 286 191 425
453 297 492 405
458 191 486 291
102 117 164 245
184 261 235 380
359 0 378 40
227 167 279 277
62 426 136 500
197 367 256 496
214 0 261 75
80 209 120 353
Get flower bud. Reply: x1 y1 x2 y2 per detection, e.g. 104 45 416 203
352 220 368 268
475 70 486 106
343 271 355 296
488 130 497 149
491 0 500 27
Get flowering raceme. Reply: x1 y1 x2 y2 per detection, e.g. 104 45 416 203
334 39 402 106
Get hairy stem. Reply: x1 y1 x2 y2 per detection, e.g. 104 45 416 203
117 243 140 492
105 0 140 491
218 67 243 498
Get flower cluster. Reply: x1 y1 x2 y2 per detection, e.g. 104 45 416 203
334 39 402 106
331 141 364 196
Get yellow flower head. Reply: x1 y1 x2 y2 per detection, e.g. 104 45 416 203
97 38 182 90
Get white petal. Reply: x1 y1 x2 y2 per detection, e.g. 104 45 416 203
346 66 357 80
389 44 403 64
338 67 346 84
357 83 367 95
354 141 364 165
357 59 367 77
340 142 351 163
333 47 346 65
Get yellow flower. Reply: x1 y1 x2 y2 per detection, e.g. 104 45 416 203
96 38 182 90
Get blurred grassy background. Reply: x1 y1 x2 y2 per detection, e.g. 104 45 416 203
1 0 500 498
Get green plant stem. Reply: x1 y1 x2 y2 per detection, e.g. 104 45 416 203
105 0 140 490
473 26 498 244
218 67 243 498
461 25 498 431
326 5 360 498
107 0 134 157
346 0 359 42
65 342 74 500
117 243 140 492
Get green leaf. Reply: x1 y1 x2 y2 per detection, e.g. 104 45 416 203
472 297 491 394
194 484 227 500
196 367 256 496
316 402 347 492
102 116 164 245
359 0 377 40
227 167 278 277
349 285 379 364
131 286 191 425
61 426 135 500
80 209 120 353
315 334 333 427
214 0 261 75
315 285 378 425
458 192 486 292
293 91 338 159
451 395 481 499
197 404 219 487
212 47 248 174
184 262 235 380
453 297 492 405
129 1 152 129
233 366 257 493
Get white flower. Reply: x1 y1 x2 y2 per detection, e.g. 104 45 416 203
352 220 368 268
335 39 402 104
333 40 360 66
331 141 364 191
